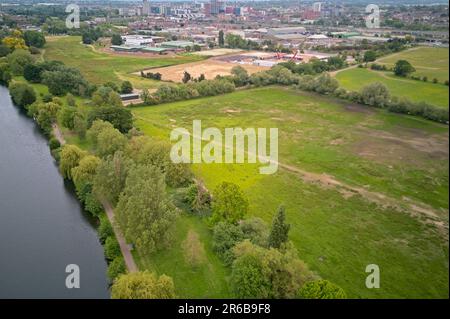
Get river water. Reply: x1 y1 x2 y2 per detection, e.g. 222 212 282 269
0 86 109 298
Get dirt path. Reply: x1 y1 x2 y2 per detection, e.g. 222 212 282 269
52 124 138 273
102 200 138 272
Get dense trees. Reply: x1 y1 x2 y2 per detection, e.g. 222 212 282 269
23 63 43 83
393 60 416 77
59 144 87 180
88 106 133 133
42 65 90 96
8 82 36 108
111 34 123 46
6 49 33 75
298 280 347 299
211 182 249 224
363 50 377 63
125 136 192 188
231 241 316 298
23 31 46 48
115 165 178 253
111 271 176 299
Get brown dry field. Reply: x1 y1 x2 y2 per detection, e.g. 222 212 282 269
137 59 269 82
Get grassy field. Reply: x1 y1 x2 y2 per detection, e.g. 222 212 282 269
377 47 449 83
132 86 449 299
43 36 205 89
336 67 449 108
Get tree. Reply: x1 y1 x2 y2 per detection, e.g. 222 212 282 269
93 151 133 204
8 82 36 108
126 136 192 187
111 271 176 299
0 44 11 57
66 93 76 107
108 91 123 108
6 49 34 75
36 102 60 133
73 113 87 139
231 65 249 87
104 236 121 261
212 222 244 266
59 106 77 129
218 30 225 47
96 125 128 158
59 144 87 180
268 206 290 249
298 280 347 299
393 60 415 77
0 63 12 85
23 31 46 48
231 241 315 298
111 34 123 46
23 63 43 83
211 182 249 224
120 81 133 94
182 71 192 84
360 82 390 107
71 155 101 190
88 107 133 133
107 256 126 281
115 165 178 253
363 50 377 63
98 215 114 243
2 30 27 50
87 120 115 148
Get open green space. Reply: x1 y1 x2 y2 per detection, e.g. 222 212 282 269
336 67 449 108
43 36 204 88
132 86 449 298
377 47 449 83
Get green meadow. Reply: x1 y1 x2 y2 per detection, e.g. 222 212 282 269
43 36 204 88
132 86 449 299
377 47 449 83
336 67 449 108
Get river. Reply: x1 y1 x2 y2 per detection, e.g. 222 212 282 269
0 86 109 298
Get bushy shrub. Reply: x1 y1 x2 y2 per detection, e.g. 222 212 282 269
104 236 121 261
298 280 347 299
98 215 114 244
107 256 127 281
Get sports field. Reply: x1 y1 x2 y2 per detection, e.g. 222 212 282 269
132 86 449 298
377 47 449 83
43 36 205 88
336 67 449 108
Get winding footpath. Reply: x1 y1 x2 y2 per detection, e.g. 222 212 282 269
52 124 138 273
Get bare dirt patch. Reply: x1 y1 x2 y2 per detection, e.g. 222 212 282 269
138 59 268 82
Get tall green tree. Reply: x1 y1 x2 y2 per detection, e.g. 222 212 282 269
115 165 178 253
218 30 224 47
268 206 290 249
59 144 87 180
